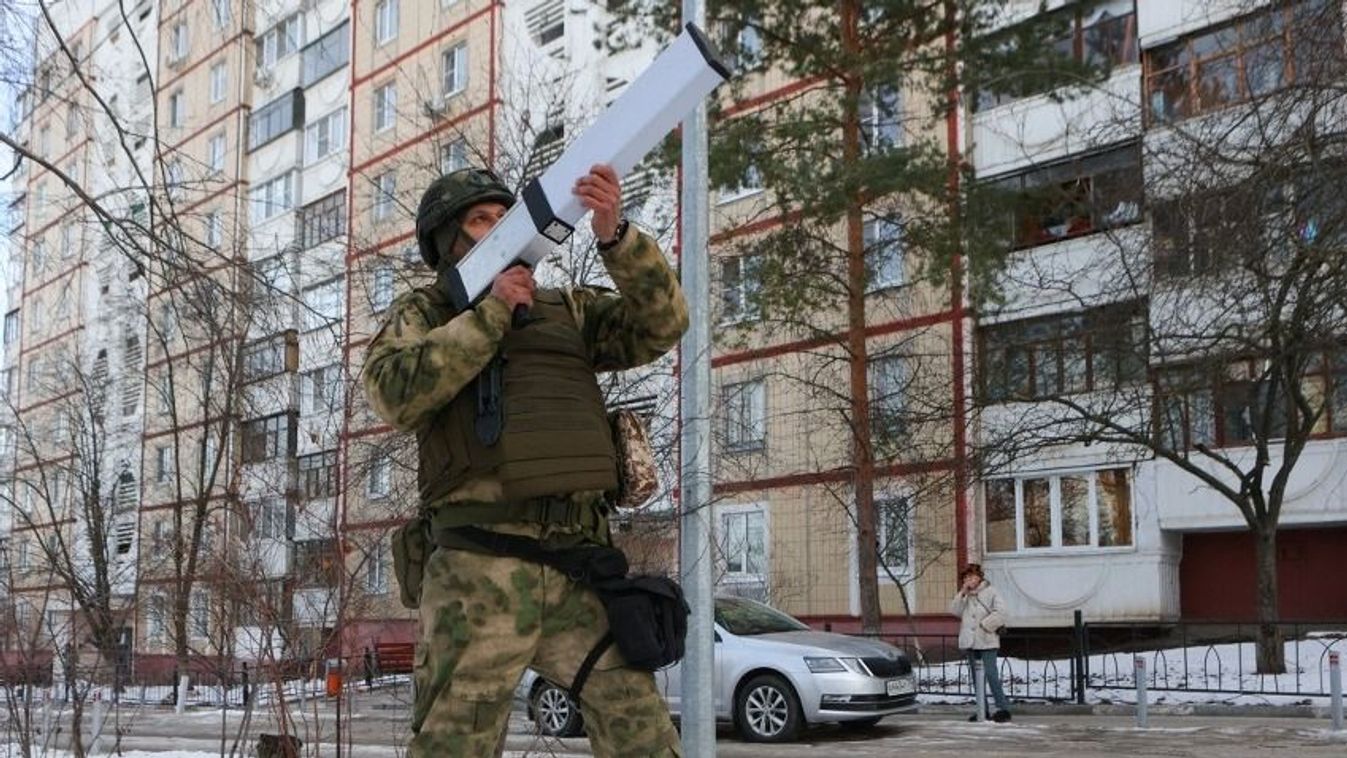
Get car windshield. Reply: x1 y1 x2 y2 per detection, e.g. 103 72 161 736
715 596 810 635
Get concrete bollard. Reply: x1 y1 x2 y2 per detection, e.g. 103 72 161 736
1330 651 1343 732
1134 656 1148 729
973 657 987 723
91 689 107 752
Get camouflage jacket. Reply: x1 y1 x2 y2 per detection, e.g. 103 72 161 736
361 224 688 435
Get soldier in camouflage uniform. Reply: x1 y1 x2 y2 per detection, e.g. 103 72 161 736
361 164 688 758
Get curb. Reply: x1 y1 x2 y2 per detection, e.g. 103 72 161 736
917 701 1330 719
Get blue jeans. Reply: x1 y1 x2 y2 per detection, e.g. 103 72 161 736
967 649 1010 714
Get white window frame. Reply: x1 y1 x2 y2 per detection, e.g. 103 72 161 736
190 588 210 638
719 254 762 325
717 502 768 585
860 84 903 153
367 455 391 499
258 14 302 69
375 0 399 46
442 41 468 97
155 445 174 484
302 278 345 332
166 160 185 200
168 89 185 128
441 137 469 174
251 171 295 224
209 61 228 104
304 107 347 165
371 265 395 312
205 210 223 247
986 467 1136 555
302 364 341 414
721 378 766 452
372 171 397 222
875 493 914 577
365 542 389 594
207 132 227 174
374 83 397 133
211 0 231 31
170 21 189 63
863 216 905 291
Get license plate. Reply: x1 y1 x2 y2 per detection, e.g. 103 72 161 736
886 677 914 696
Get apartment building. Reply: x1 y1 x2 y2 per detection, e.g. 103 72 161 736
970 0 1347 625
1 0 671 679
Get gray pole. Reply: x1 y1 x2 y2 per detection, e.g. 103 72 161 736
1134 656 1148 728
972 658 986 722
679 0 716 754
1330 652 1342 732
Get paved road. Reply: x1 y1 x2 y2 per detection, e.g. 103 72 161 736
50 704 1347 757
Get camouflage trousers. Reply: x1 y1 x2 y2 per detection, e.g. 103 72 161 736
409 541 683 758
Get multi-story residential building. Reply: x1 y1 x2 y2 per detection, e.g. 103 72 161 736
970 0 1347 626
0 0 670 679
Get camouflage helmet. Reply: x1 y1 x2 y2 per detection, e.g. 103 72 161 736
415 168 515 268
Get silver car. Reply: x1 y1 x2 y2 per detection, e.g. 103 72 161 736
521 595 917 742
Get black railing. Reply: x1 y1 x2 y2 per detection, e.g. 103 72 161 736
863 613 1347 703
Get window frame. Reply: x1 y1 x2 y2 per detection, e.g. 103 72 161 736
375 0 400 46
721 378 767 453
442 41 469 97
717 503 768 584
983 467 1135 554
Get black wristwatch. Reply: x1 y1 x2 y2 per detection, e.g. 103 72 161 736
597 219 629 251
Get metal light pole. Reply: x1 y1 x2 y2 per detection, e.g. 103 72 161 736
679 0 716 754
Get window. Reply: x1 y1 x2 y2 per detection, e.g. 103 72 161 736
168 89 185 128
302 279 344 332
441 138 469 174
374 83 397 132
526 0 564 46
241 413 294 462
297 190 346 248
868 354 907 448
442 42 469 96
190 589 210 638
372 171 397 222
207 132 226 174
251 171 295 223
205 210 223 247
720 508 765 577
165 160 185 200
170 21 189 63
156 446 174 483
976 0 1137 111
980 301 1147 402
367 455 391 498
257 14 302 69
365 543 389 594
302 21 350 87
863 216 904 291
1 369 13 401
302 364 341 414
159 302 178 341
115 471 138 512
1146 1 1342 125
722 379 766 452
242 335 286 381
299 450 338 500
122 335 142 416
877 496 912 573
3 311 17 345
990 144 1143 250
304 107 347 164
984 469 1133 552
727 16 763 71
146 593 167 643
209 61 227 104
860 85 902 153
719 151 763 202
65 104 79 137
1152 185 1259 277
248 89 304 151
375 0 399 45
252 498 288 539
371 266 395 312
211 0 231 30
719 255 762 323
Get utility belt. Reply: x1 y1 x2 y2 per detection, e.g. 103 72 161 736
391 505 688 698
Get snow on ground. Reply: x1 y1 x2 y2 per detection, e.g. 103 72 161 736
914 633 1347 706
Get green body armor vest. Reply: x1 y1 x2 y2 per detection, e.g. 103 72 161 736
416 288 619 506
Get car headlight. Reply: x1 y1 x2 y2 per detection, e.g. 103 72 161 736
805 656 864 674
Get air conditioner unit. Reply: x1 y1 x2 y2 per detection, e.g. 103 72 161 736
423 95 446 119
254 69 274 89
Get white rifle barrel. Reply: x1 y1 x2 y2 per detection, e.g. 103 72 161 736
450 22 731 306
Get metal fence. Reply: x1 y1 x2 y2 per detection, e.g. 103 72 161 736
872 614 1347 703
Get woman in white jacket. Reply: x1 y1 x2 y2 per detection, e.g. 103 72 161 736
949 563 1011 722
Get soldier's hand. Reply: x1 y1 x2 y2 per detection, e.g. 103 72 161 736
574 164 622 244
490 266 535 311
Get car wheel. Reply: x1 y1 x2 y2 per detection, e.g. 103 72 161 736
735 673 802 742
839 716 883 731
531 680 584 738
